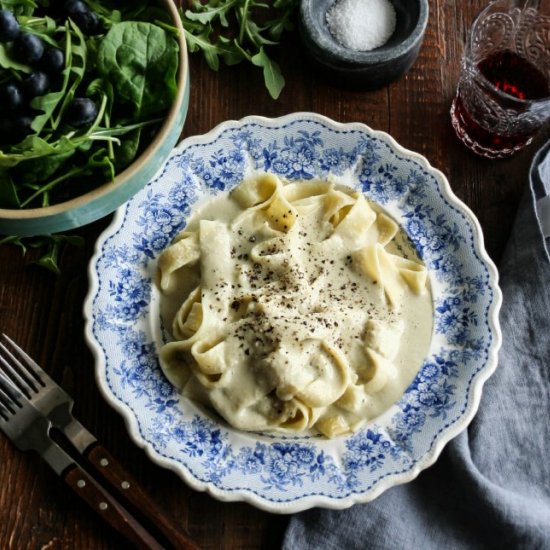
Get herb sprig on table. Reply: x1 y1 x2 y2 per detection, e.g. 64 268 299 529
180 0 299 100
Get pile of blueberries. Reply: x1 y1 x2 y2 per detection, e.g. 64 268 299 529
0 1 100 145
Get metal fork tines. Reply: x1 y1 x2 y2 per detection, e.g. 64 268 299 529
0 343 168 549
0 334 96 452
0 333 201 550
0 367 74 475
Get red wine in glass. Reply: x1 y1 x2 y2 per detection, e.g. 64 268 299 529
451 50 550 158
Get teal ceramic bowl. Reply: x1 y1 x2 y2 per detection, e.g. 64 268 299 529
0 0 189 237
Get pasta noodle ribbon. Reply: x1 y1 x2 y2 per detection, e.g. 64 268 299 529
316 414 351 438
231 172 280 207
158 231 200 292
172 286 203 340
352 243 428 307
364 319 405 361
363 349 398 393
331 193 377 248
158 341 193 392
278 400 315 432
190 338 228 386
295 341 351 408
233 173 298 232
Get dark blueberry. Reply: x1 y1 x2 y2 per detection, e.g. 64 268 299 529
64 0 89 14
64 0 99 35
65 97 98 128
40 47 65 74
0 9 20 42
23 71 50 98
0 82 24 111
12 114 33 142
13 32 44 63
72 10 99 35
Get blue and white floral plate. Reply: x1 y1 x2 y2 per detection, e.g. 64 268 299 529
84 113 502 513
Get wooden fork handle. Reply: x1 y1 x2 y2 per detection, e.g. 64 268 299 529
84 442 200 550
63 464 164 550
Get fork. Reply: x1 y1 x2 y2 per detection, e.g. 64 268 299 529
0 333 200 550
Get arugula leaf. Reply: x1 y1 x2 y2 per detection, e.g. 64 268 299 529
180 0 298 99
184 25 221 71
52 20 87 129
81 0 122 24
0 0 36 16
30 20 88 135
184 1 237 27
0 43 32 73
251 47 285 100
36 235 85 274
18 15 59 46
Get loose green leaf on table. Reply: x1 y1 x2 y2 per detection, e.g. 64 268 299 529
0 234 84 274
180 0 299 99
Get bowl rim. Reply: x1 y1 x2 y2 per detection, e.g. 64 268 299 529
0 0 189 222
300 0 430 66
84 111 503 513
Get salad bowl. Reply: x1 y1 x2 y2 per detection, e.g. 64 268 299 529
85 112 502 513
0 0 189 237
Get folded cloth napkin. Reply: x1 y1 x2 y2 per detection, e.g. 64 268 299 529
283 141 550 550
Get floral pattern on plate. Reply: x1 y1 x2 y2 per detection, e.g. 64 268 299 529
85 113 501 512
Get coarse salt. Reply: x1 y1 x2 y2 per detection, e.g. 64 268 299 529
326 0 397 52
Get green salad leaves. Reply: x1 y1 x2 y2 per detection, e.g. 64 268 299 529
0 0 180 271
0 3 179 210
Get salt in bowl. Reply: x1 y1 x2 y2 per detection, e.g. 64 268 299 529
299 0 429 89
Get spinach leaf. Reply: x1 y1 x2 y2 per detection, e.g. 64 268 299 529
10 150 74 186
113 127 141 171
96 21 179 118
0 135 74 168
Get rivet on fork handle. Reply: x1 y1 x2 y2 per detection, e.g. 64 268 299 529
63 462 164 550
85 443 201 550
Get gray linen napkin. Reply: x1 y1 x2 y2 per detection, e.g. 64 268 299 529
283 141 550 550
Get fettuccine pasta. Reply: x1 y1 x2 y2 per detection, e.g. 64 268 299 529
157 173 433 438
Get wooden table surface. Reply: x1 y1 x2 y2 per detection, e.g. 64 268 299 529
1 1 548 548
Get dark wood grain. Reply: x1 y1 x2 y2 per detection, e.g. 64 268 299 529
0 1 548 548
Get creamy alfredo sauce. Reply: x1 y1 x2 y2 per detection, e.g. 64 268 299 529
158 174 433 438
